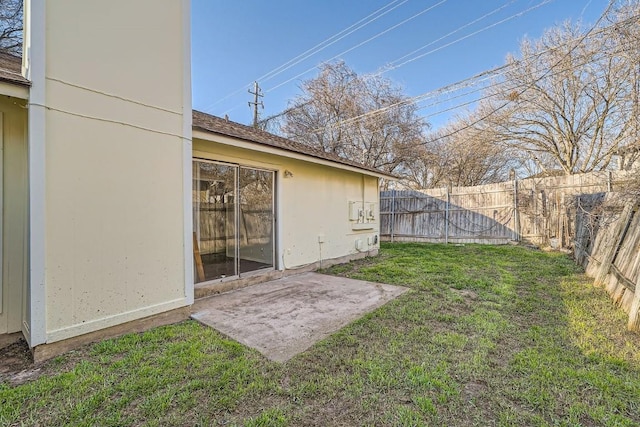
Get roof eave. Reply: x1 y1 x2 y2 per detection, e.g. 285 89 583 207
0 78 29 99
192 126 397 180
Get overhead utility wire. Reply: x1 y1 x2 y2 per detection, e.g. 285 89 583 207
380 0 554 74
425 48 639 123
310 0 557 128
265 0 450 93
261 1 537 124
318 38 636 135
327 41 638 142
416 44 638 120
415 15 640 119
377 37 639 123
307 8 634 134
318 65 510 131
256 0 409 83
377 0 518 75
405 1 616 147
248 0 548 118
203 0 409 113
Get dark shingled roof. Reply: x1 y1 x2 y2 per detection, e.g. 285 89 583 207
0 50 29 86
192 110 395 178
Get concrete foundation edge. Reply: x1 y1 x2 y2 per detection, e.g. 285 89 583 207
31 306 191 363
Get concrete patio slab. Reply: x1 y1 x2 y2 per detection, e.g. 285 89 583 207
191 272 408 362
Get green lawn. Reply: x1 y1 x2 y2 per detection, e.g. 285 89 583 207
2 243 639 426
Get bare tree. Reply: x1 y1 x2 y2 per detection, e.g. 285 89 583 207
404 106 516 188
0 0 23 54
280 61 427 174
484 16 638 175
608 0 640 170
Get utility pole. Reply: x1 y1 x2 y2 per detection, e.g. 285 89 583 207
248 81 264 128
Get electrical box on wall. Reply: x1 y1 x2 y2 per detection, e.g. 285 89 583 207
349 200 377 230
349 201 363 222
365 202 376 221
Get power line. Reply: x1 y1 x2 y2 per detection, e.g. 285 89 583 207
266 0 450 94
416 45 638 120
224 0 549 117
302 7 633 138
256 0 409 84
409 0 616 147
377 0 518 75
284 0 551 105
257 1 531 125
379 0 554 75
202 0 409 113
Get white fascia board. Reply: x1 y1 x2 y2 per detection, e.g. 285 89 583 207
0 82 29 99
192 129 395 180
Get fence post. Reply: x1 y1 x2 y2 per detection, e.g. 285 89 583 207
595 203 635 285
513 178 520 241
445 185 450 245
390 188 396 243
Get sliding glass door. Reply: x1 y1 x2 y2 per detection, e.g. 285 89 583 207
239 167 274 273
193 159 274 283
193 161 237 281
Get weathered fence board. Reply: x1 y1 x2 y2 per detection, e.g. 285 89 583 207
381 170 639 331
382 170 631 247
574 193 640 331
194 202 272 255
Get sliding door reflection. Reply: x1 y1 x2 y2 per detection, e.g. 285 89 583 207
193 161 237 282
193 160 275 283
239 167 274 273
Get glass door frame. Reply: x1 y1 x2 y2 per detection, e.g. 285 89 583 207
193 158 277 285
238 165 276 276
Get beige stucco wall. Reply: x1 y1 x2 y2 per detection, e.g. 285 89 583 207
193 137 381 271
42 1 190 342
0 96 28 335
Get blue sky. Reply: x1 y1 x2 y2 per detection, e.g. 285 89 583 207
191 0 609 130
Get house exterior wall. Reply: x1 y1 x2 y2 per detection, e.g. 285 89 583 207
36 0 192 343
0 96 28 335
193 137 381 270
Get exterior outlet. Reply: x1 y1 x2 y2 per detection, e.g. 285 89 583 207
355 239 363 250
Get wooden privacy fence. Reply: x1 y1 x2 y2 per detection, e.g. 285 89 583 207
381 184 516 244
381 170 628 247
194 202 272 255
574 194 640 331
